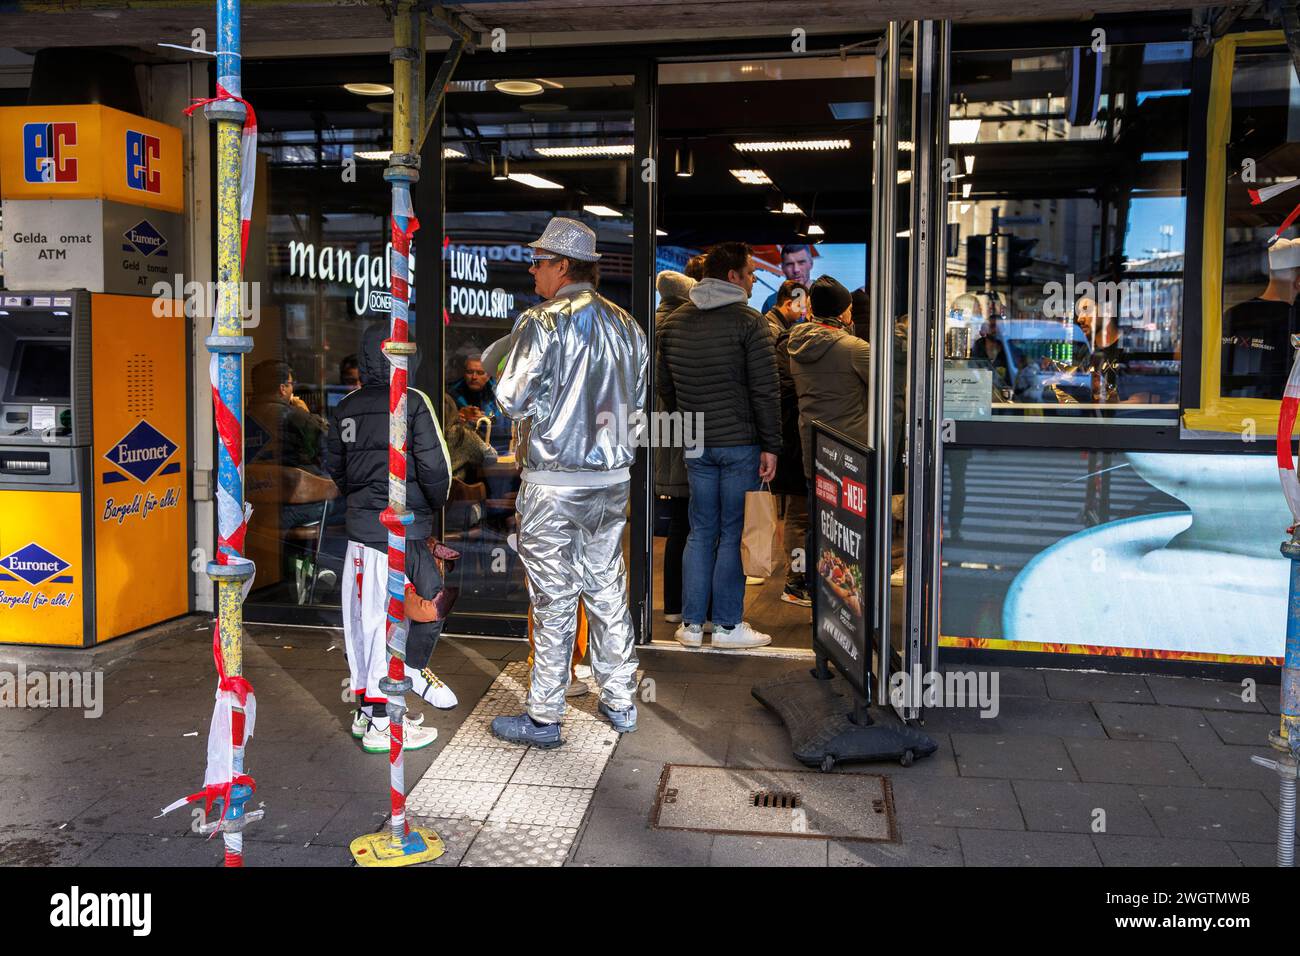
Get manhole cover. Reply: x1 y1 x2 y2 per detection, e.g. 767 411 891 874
652 764 896 842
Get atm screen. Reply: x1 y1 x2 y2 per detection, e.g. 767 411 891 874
7 340 71 403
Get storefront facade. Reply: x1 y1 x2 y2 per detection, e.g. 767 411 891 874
0 5 1293 686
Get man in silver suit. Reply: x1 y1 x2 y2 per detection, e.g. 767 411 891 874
491 217 648 747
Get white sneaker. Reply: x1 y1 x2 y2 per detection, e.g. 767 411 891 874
675 623 703 647
566 676 591 697
746 576 765 586
890 565 905 587
410 667 458 710
351 709 368 739
712 622 772 649
362 717 438 753
664 612 682 624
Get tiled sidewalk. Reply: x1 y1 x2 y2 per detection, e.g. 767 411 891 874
0 619 1286 866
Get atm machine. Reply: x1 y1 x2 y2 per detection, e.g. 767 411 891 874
0 290 188 646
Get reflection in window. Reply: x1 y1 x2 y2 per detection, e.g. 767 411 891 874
1220 45 1300 402
942 42 1189 423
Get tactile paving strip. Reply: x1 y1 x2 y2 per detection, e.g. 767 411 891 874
489 783 593 828
426 745 525 784
396 661 643 864
459 822 577 867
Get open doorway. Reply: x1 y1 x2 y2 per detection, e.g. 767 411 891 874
651 54 876 651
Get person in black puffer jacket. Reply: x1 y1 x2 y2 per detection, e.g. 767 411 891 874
325 321 454 748
657 242 780 650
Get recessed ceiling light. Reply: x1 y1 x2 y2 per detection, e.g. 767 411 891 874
521 102 568 113
444 146 467 160
734 139 850 153
655 229 667 236
897 170 913 184
807 223 825 236
780 202 804 215
583 204 622 217
535 144 634 157
963 154 975 174
730 168 772 185
343 82 393 96
949 119 982 144
507 172 564 189
495 80 544 96
355 150 391 160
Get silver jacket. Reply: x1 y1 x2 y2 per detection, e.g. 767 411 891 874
497 282 648 485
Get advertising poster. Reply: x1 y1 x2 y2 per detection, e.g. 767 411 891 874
811 424 873 698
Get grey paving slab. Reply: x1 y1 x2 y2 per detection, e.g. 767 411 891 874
1092 834 1242 867
1230 841 1278 867
461 822 578 866
82 833 225 867
958 828 1102 867
951 733 1078 781
609 714 729 766
678 681 782 725
724 721 815 771
1176 741 1281 791
0 826 108 866
963 665 1048 698
829 825 964 867
570 805 713 867
1093 701 1220 745
887 775 1025 831
921 696 1105 739
1144 674 1265 713
1064 738 1201 787
1202 708 1278 747
0 776 114 829
590 757 664 815
1043 671 1154 704
257 842 353 866
1011 780 1159 836
68 783 200 838
710 834 829 866
1137 785 1278 843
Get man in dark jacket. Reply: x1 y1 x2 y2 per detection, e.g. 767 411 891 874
654 269 696 623
764 279 811 607
658 241 780 649
325 322 454 751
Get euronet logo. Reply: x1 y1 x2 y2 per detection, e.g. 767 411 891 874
50 886 151 936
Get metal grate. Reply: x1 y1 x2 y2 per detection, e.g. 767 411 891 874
751 790 802 810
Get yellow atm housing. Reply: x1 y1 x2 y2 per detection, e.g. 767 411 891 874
0 291 189 646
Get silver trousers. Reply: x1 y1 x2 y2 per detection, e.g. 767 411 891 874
517 479 638 723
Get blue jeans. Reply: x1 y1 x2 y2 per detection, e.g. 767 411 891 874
683 445 760 628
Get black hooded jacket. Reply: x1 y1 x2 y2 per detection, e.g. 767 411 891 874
325 322 452 548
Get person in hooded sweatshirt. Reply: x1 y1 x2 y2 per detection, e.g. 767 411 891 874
657 241 781 650
654 267 697 625
788 276 872 521
325 322 454 754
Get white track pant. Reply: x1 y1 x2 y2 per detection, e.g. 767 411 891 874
517 479 637 723
342 540 390 708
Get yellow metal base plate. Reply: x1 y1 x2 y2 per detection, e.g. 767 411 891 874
350 825 445 867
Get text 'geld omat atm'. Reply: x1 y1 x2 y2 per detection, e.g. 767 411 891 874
0 94 188 647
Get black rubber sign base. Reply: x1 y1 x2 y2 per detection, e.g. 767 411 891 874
753 667 939 772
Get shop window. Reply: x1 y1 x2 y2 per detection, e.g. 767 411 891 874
942 42 1189 425
1184 33 1297 434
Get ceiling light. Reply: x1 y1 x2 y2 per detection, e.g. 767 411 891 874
495 79 544 96
490 153 510 180
356 150 391 161
780 201 804 215
963 154 975 174
535 144 634 157
344 82 393 96
508 172 564 189
734 138 850 153
960 203 971 214
897 229 911 237
807 223 825 236
962 182 971 198
730 168 772 185
949 119 982 144
898 140 914 151
583 204 622 217
897 170 912 184
655 228 667 236
444 146 467 160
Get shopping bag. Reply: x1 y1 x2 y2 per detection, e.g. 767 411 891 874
741 483 782 579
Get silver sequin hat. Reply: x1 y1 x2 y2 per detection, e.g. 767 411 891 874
527 216 601 262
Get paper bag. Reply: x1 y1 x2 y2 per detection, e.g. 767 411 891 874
741 486 782 579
